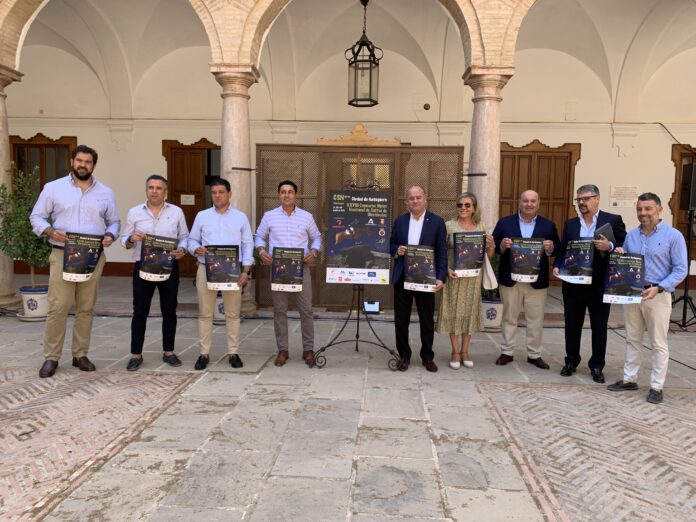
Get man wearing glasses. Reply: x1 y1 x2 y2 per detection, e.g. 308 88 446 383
553 184 626 383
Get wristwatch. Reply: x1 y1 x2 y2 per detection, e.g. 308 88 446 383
657 286 664 294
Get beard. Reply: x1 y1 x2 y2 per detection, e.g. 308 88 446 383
72 168 92 181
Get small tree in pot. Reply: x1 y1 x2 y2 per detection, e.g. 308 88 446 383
0 166 51 314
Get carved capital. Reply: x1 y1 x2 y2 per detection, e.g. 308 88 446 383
211 64 260 99
0 64 22 93
463 66 513 102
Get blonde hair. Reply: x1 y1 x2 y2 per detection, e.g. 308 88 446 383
456 192 481 224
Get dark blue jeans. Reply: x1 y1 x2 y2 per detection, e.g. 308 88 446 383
131 261 179 354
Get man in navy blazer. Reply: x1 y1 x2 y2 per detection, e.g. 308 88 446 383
553 184 626 383
390 185 447 372
492 190 560 370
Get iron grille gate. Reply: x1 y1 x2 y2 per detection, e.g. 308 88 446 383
255 144 464 310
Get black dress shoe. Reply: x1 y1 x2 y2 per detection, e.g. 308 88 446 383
162 353 182 367
560 364 576 377
72 356 96 372
495 354 514 365
423 359 438 372
229 354 244 368
590 368 605 383
194 354 209 370
397 357 410 372
126 357 143 372
39 359 58 378
527 357 550 370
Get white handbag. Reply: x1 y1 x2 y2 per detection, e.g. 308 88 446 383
483 255 498 290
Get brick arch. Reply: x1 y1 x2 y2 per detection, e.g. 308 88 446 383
0 0 47 69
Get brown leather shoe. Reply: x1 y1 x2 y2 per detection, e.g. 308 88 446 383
527 357 550 370
423 359 438 372
275 351 289 367
302 350 316 368
39 359 58 378
495 354 514 366
397 357 410 372
72 356 96 372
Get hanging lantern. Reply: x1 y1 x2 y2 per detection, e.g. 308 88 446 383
345 0 383 107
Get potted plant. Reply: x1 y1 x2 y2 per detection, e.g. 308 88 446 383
481 253 503 331
0 165 52 320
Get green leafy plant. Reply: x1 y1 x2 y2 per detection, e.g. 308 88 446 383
0 165 51 287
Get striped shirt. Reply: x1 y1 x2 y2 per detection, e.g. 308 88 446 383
120 202 189 260
255 205 321 256
187 205 254 265
30 174 120 246
622 220 688 292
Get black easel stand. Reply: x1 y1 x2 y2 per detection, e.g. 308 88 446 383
671 209 696 329
314 284 400 370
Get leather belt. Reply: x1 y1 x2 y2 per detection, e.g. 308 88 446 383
52 245 64 250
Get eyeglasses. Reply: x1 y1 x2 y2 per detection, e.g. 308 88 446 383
574 195 597 203
457 202 473 209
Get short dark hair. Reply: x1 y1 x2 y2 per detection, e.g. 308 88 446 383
577 184 599 196
72 144 98 164
146 174 168 188
278 180 298 193
637 192 661 206
210 178 231 192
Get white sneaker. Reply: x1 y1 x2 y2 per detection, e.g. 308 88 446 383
462 359 474 368
449 360 461 369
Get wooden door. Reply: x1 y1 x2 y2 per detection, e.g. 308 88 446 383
500 140 581 282
163 139 218 276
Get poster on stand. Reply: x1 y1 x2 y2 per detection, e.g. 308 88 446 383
510 238 544 283
62 232 103 282
453 231 485 277
404 245 437 292
603 253 644 304
139 235 177 281
326 190 391 284
205 245 240 291
558 239 594 284
272 247 304 292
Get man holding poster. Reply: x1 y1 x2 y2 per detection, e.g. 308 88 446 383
188 179 254 370
30 145 120 378
121 175 189 371
255 180 321 368
492 190 560 370
390 185 447 372
608 193 687 404
553 184 626 383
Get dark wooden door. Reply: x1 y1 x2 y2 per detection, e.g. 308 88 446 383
163 139 217 276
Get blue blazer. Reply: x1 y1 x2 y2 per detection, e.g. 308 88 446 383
554 210 627 293
492 214 561 289
390 210 448 284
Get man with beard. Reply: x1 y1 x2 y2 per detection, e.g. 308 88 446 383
121 175 189 371
30 145 120 378
553 184 626 383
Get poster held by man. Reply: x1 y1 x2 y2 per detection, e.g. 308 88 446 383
558 239 594 284
404 245 437 292
510 238 544 283
139 234 177 281
205 245 240 290
62 232 103 282
603 253 644 304
272 247 304 292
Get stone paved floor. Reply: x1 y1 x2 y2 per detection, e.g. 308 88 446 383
1 277 695 521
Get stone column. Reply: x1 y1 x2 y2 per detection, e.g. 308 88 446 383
463 67 513 229
0 64 23 307
212 64 259 313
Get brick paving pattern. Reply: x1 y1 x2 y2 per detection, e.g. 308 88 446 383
480 383 696 522
0 368 194 520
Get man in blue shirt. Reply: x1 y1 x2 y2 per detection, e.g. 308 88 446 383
255 180 321 368
608 193 688 403
30 145 120 378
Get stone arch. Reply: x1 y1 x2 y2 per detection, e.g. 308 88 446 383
0 0 47 69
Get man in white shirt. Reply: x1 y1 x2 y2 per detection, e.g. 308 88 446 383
188 178 254 370
121 175 189 371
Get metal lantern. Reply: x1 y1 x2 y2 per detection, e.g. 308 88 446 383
345 0 383 107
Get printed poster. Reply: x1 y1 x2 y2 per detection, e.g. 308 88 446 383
558 239 594 284
404 245 437 292
139 234 177 281
205 245 240 291
510 238 544 283
326 190 391 285
62 232 103 282
603 253 644 304
453 231 485 277
272 247 304 292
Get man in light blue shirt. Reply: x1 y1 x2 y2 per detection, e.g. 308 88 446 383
255 180 321 368
188 178 254 370
30 145 120 378
121 175 189 371
608 192 688 403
